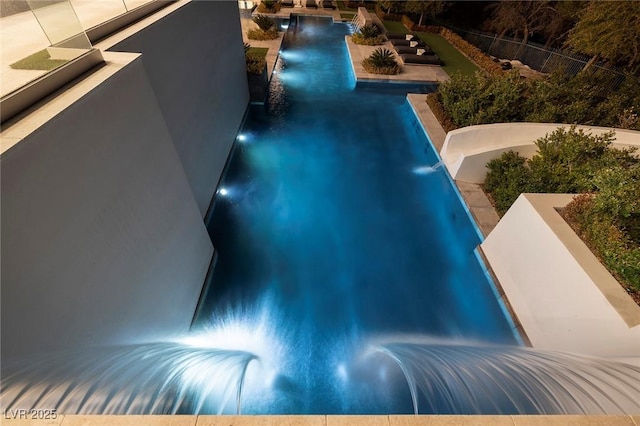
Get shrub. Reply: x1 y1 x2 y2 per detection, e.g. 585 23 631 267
425 93 456 132
563 193 640 292
247 28 279 40
352 33 385 45
527 127 637 194
484 151 532 215
438 71 526 127
359 23 380 38
438 27 503 75
362 47 400 74
352 24 385 45
253 15 275 31
257 0 280 13
483 126 639 214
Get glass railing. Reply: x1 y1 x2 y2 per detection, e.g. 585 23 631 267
0 0 155 98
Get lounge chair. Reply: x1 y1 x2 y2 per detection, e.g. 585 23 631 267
390 39 426 48
400 53 442 65
281 0 294 7
321 0 335 9
386 33 416 41
394 46 434 55
305 0 317 8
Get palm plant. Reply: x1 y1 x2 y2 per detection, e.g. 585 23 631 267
253 15 275 31
358 24 380 39
362 48 400 75
369 48 397 67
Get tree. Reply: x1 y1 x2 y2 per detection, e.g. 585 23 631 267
565 1 640 71
403 0 445 27
483 1 560 46
375 0 403 14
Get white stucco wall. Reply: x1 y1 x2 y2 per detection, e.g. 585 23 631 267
1 0 250 365
105 0 250 216
481 193 640 360
440 123 640 183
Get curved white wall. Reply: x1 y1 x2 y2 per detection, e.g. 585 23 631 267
441 123 640 183
481 193 640 360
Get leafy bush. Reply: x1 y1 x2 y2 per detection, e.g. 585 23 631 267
484 151 532 215
359 23 380 38
247 28 279 40
433 69 640 131
563 193 640 292
425 93 456 132
438 71 526 127
352 24 385 45
352 33 385 45
362 47 400 74
484 126 639 214
245 46 268 75
257 0 280 13
485 127 640 293
253 15 276 31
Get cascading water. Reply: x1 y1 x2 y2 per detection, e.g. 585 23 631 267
413 160 445 175
3 15 639 416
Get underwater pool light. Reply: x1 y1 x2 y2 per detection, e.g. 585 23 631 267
219 188 229 196
237 134 247 142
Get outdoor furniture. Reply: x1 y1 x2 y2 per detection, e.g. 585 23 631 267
390 39 426 48
321 0 335 9
400 53 442 65
386 33 416 41
394 46 434 55
305 0 317 8
281 0 295 7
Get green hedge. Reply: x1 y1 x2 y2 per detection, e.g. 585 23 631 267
437 71 640 131
484 127 640 292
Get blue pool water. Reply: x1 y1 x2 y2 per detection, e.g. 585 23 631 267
3 15 640 417
196 16 518 413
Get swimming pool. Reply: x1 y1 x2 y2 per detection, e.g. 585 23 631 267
195 15 518 413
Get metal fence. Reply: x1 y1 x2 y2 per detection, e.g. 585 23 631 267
449 27 627 91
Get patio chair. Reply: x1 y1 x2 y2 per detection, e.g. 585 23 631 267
394 46 434 55
321 0 335 9
281 0 295 7
390 39 426 48
305 0 317 8
400 53 442 65
386 33 416 41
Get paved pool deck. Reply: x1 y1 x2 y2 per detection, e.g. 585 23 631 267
3 414 640 425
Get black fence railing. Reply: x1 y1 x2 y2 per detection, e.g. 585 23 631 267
448 26 627 92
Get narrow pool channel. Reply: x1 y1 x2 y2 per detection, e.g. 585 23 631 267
195 15 517 413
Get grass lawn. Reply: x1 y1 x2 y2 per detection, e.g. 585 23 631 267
247 47 269 59
10 49 68 71
340 12 355 20
416 32 479 77
383 20 409 34
336 1 356 11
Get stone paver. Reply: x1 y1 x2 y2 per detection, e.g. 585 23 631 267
197 416 326 426
390 415 515 426
511 416 636 426
345 37 448 83
407 94 446 152
327 415 390 426
60 415 197 426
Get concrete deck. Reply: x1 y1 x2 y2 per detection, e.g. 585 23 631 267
406 95 499 237
3 415 639 425
345 37 449 83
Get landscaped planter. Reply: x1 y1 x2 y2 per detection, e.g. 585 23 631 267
247 64 269 103
480 193 640 360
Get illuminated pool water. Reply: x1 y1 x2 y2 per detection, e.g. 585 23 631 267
3 15 639 417
195 15 518 413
